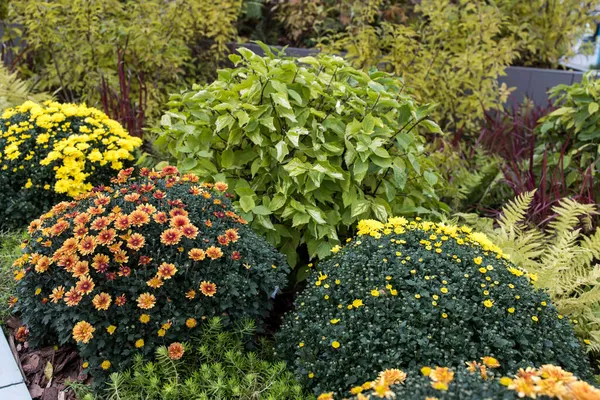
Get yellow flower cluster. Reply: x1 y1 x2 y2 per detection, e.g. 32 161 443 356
0 101 142 197
356 217 505 257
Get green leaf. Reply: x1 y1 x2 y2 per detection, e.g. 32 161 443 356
292 213 311 227
239 196 255 212
351 199 370 218
220 148 234 169
253 205 272 215
589 102 599 114
271 92 292 109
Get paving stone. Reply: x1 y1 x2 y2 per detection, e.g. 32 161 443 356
0 382 31 400
0 328 24 388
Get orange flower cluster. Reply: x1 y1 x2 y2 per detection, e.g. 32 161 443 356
11 165 277 376
322 358 600 399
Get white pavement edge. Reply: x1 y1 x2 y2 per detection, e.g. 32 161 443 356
0 327 32 400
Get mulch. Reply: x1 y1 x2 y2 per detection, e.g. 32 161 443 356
5 317 89 400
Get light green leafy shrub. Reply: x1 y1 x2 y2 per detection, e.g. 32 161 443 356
68 318 308 400
455 191 600 354
536 72 600 194
499 0 600 68
156 46 446 269
318 0 518 135
276 217 591 395
6 0 243 134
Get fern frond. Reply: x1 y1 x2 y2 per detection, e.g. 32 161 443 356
0 65 52 111
497 190 535 230
547 198 597 238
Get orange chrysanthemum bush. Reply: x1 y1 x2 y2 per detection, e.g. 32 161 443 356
276 218 592 395
11 166 289 378
318 360 600 400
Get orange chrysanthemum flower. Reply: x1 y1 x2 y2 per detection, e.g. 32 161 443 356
78 236 97 255
200 281 217 297
186 318 197 328
189 248 206 261
129 210 150 227
170 208 188 218
170 215 190 229
59 254 80 272
91 254 110 272
181 224 198 239
137 203 157 214
157 262 177 279
73 225 88 238
124 193 140 202
74 214 91 226
225 228 239 243
72 321 95 343
90 217 110 231
139 255 152 265
137 293 156 309
126 233 146 251
97 228 117 245
214 182 228 192
94 194 110 206
64 287 83 306
115 294 127 306
49 220 70 237
147 276 164 289
160 228 182 246
114 214 130 230
50 286 65 303
92 292 112 311
153 211 168 224
87 205 105 216
113 250 129 264
35 256 51 273
72 261 90 278
189 186 202 195
168 342 185 360
186 289 196 299
76 275 95 295
379 369 407 385
217 235 230 246
61 238 79 254
205 246 223 260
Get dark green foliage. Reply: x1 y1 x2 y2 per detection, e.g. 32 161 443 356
67 318 309 400
12 167 289 379
276 218 592 395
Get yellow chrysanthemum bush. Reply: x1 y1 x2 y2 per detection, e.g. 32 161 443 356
317 359 600 400
0 100 142 229
11 166 288 379
276 218 592 395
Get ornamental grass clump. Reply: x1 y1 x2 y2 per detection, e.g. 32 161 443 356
0 101 142 229
276 217 592 395
11 166 288 378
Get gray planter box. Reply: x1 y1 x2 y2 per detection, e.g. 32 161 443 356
500 66 584 107
230 42 583 108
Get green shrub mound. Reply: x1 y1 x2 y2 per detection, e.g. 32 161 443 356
0 101 142 229
12 166 288 378
276 217 592 395
157 46 445 269
69 318 307 400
